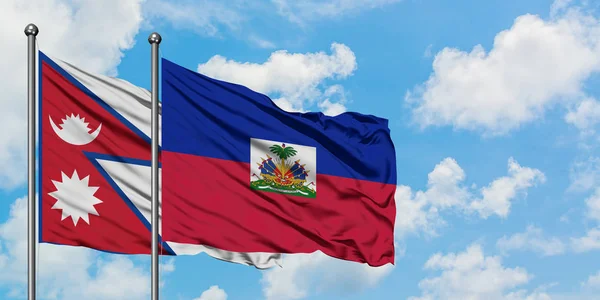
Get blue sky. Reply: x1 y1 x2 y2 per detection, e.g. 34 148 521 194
2 0 600 299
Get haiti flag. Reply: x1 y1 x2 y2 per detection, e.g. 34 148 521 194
161 58 397 267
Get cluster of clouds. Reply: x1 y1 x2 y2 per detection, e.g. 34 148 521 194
409 244 550 300
193 285 228 300
271 0 402 26
197 42 356 114
143 0 404 48
399 3 600 295
406 1 600 137
395 157 545 240
565 156 600 255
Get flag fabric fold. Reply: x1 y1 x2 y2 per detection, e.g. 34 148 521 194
161 58 397 267
38 51 281 269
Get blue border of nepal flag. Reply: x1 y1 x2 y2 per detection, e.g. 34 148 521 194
38 51 281 269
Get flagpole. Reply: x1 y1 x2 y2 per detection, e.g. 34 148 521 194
25 23 38 300
149 32 162 300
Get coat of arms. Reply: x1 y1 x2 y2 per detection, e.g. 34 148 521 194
250 138 316 198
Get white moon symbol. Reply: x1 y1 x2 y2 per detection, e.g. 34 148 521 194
49 115 102 145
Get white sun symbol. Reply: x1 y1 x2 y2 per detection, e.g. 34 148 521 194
48 170 103 226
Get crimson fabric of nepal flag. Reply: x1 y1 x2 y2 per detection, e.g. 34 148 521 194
161 58 397 267
37 51 281 269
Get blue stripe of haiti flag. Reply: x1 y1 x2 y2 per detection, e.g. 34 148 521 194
160 58 397 185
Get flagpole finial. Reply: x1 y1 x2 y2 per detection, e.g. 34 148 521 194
24 24 39 36
148 32 162 44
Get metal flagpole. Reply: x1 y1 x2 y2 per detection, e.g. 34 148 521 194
148 32 162 300
24 23 39 300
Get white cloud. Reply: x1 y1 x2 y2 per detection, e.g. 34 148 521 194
75 256 150 300
317 85 348 116
248 35 277 49
424 44 434 58
395 157 545 238
567 165 600 255
272 0 401 25
0 197 167 299
569 156 600 192
317 99 347 116
0 0 144 189
585 188 600 222
197 42 356 113
568 185 600 253
571 228 600 253
581 270 600 290
551 0 575 17
143 0 243 37
160 257 176 273
504 289 553 300
143 0 397 46
496 225 566 256
409 243 545 300
417 157 470 209
272 98 307 113
469 158 546 219
260 251 393 300
394 157 467 239
394 185 445 239
194 285 228 300
565 97 600 136
319 99 346 116
406 4 600 135
144 0 401 37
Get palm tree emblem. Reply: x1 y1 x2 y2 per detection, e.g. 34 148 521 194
251 142 315 198
269 143 297 160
